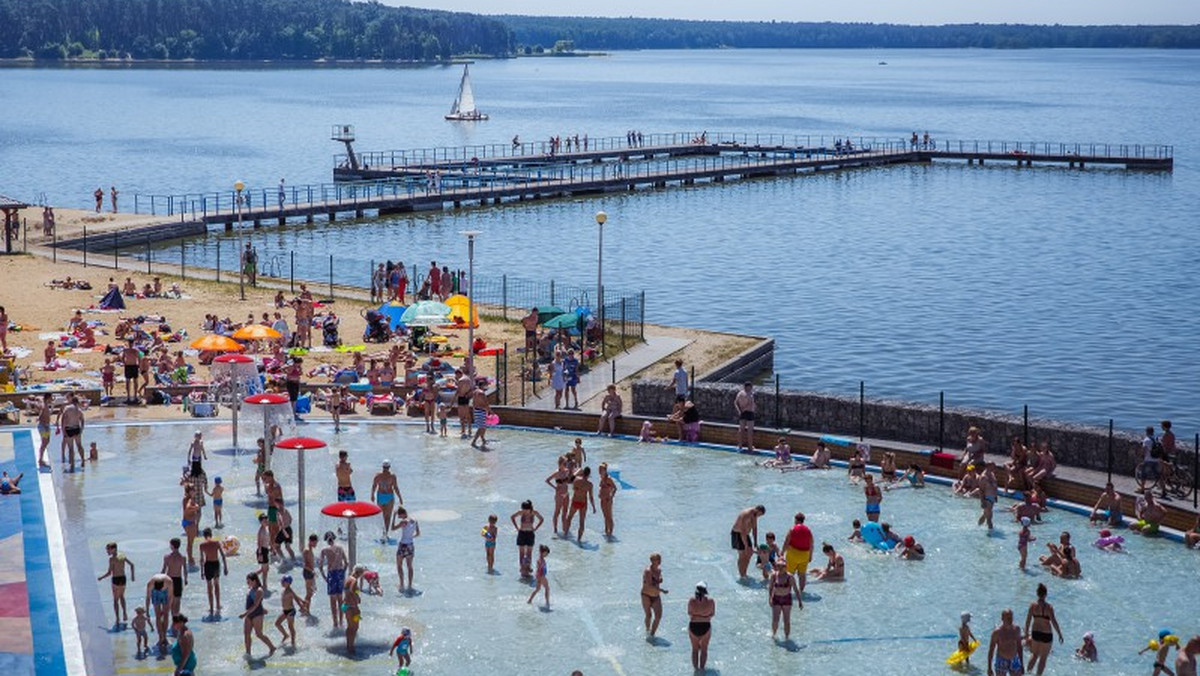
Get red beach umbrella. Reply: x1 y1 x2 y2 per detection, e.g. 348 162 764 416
321 501 382 569
213 353 255 364
276 437 329 539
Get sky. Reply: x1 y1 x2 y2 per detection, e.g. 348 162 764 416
390 1 1200 25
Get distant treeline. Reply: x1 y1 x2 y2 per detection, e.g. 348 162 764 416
500 16 1200 50
0 0 513 61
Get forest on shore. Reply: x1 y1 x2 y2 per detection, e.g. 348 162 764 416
1 0 1197 63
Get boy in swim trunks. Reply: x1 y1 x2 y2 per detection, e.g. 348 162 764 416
336 451 355 501
131 607 150 656
161 538 188 616
302 534 318 613
256 514 272 590
207 477 224 528
198 528 227 616
98 541 135 626
274 575 307 647
0 471 22 495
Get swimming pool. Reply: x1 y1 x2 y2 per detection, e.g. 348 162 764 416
58 421 1199 674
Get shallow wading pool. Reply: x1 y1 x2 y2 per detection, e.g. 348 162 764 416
61 421 1199 675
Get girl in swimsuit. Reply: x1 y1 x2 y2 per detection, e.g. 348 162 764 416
544 457 571 534
239 573 276 657
687 583 715 671
769 559 801 641
641 553 668 637
1024 583 1063 675
526 545 551 608
481 514 498 573
509 501 544 578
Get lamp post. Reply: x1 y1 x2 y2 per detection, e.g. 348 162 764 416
594 211 607 356
234 180 245 301
462 230 481 376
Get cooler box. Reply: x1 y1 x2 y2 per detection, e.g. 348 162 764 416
929 452 956 470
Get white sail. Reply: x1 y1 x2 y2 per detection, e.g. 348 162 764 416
446 64 487 120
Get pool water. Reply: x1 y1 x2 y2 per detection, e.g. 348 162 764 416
64 421 1199 675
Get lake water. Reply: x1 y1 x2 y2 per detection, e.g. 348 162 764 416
2 50 1198 432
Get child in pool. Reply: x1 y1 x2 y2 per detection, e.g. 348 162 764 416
362 570 383 596
436 402 449 438
848 519 863 542
389 626 414 672
88 442 99 462
1139 631 1178 675
638 420 662 443
481 514 498 573
957 612 977 665
1075 631 1098 662
759 532 779 577
526 545 551 608
207 477 224 528
274 576 307 648
1017 517 1035 569
101 359 116 398
131 607 149 656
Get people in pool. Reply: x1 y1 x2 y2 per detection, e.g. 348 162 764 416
641 553 668 636
1024 583 1063 676
687 582 715 671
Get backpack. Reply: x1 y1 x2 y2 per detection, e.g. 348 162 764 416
1150 438 1165 460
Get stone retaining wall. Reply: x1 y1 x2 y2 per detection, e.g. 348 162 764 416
698 338 773 384
632 380 1194 476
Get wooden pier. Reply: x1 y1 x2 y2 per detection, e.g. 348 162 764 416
55 133 1172 251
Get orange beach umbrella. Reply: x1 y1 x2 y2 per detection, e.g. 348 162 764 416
189 334 244 352
232 324 282 341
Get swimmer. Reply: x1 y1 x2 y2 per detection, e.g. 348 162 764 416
1089 482 1124 528
392 507 420 592
564 466 596 542
810 542 845 581
1024 583 1063 675
781 512 812 591
638 420 661 443
0 471 22 495
598 463 617 538
880 451 898 482
956 612 978 667
1011 493 1041 524
186 431 206 476
131 607 150 656
987 608 1025 676
207 477 224 528
732 505 767 578
1177 635 1200 676
978 463 999 530
482 514 498 573
335 450 356 502
1017 517 1035 569
239 572 276 657
687 582 716 671
756 532 779 579
762 437 792 468
807 441 832 469
1140 631 1180 676
160 538 188 617
864 474 882 522
36 393 52 467
436 401 449 437
768 559 802 640
88 441 99 462
389 627 415 671
302 534 318 613
255 514 272 590
98 541 135 626
954 465 980 497
848 519 864 542
145 573 175 650
545 456 572 535
274 505 296 561
898 535 925 561
198 528 227 616
848 452 866 483
371 461 401 542
1039 531 1075 569
880 522 901 549
274 575 307 648
1074 631 1097 662
1093 529 1125 553
641 553 668 636
253 439 266 496
526 545 551 608
568 437 587 467
888 463 926 490
1131 491 1166 536
510 500 544 578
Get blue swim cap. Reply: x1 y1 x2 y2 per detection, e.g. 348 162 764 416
1160 629 1174 641
214 477 222 484
281 575 293 584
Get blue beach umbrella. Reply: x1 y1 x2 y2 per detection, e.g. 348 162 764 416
376 302 408 330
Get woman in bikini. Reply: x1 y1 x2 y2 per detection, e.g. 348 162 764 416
687 583 715 671
768 559 802 641
509 500 544 578
239 573 276 657
1024 583 1063 675
640 553 668 637
544 457 571 535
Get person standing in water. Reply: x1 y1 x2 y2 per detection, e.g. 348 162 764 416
732 505 766 578
768 559 802 641
988 608 1025 676
335 450 355 501
98 542 135 626
598 463 618 538
170 614 196 676
734 382 756 452
371 461 400 542
564 466 596 541
979 462 999 531
510 500 544 578
161 538 188 617
864 474 882 522
641 553 668 637
687 582 715 672
319 531 348 628
392 507 421 593
1024 583 1063 675
198 528 227 617
239 572 276 658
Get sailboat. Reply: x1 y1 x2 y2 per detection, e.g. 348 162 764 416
445 64 488 121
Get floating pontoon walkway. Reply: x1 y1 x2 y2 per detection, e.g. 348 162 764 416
57 132 1172 250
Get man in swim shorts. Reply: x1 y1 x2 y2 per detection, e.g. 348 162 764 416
734 382 756 452
521 308 539 354
731 505 765 578
197 528 227 616
336 451 355 501
56 394 85 472
121 340 140 403
161 538 188 616
781 512 813 591
455 369 474 438
987 608 1025 676
371 461 401 542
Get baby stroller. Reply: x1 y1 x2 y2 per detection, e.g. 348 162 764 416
362 310 392 343
321 314 341 347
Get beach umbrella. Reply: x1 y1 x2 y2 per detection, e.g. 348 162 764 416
232 324 282 341
535 305 566 322
213 353 255 365
321 501 382 569
444 294 479 327
190 334 244 352
243 393 292 467
542 313 582 330
401 300 451 327
275 436 328 542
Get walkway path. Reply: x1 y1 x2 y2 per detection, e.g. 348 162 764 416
525 335 692 411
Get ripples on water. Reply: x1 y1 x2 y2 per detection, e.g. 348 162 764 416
2 50 1197 431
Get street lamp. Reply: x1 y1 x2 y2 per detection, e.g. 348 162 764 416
234 180 245 301
594 211 607 356
461 230 481 376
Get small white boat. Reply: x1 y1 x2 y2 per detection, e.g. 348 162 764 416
445 64 488 121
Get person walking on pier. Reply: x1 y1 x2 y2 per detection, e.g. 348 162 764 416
110 186 119 213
